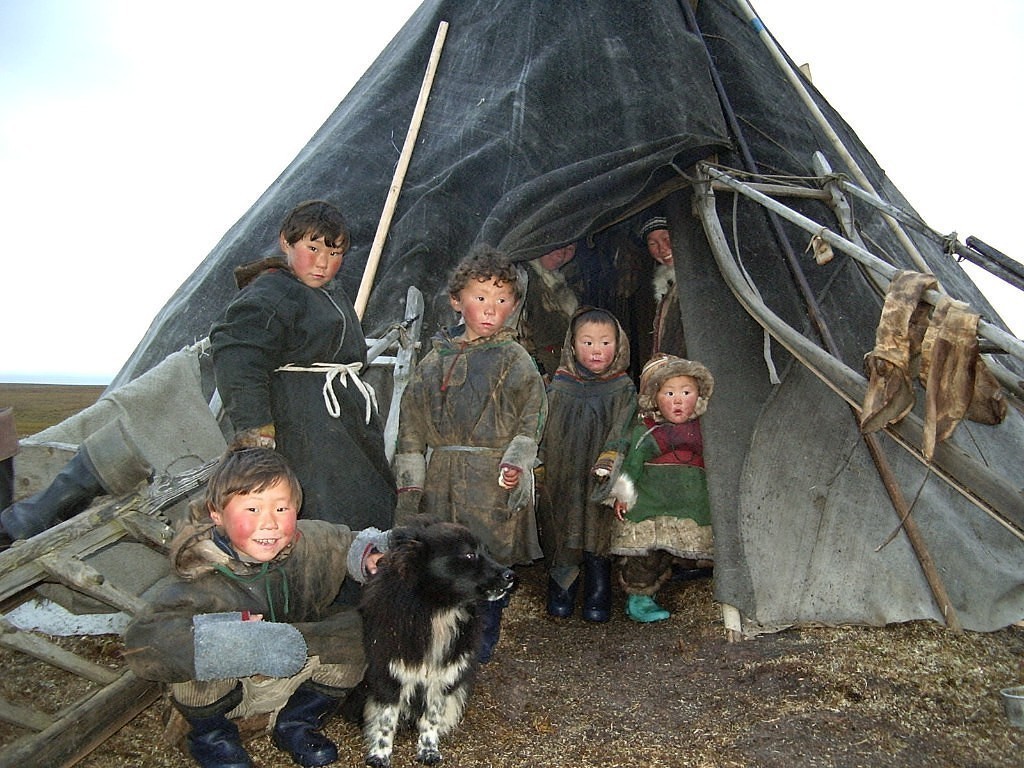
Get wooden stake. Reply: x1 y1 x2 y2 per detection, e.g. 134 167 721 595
354 20 449 319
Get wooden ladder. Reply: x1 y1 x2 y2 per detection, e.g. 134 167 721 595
0 461 214 767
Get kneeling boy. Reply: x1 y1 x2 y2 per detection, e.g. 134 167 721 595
124 447 388 768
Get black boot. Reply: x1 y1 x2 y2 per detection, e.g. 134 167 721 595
174 685 252 768
0 457 13 549
478 594 509 664
0 451 104 540
546 576 578 618
0 457 13 511
581 551 612 623
271 682 343 767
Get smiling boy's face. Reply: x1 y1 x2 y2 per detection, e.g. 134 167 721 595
210 478 298 562
449 277 518 341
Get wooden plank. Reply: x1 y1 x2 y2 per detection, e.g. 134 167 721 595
0 671 160 768
0 696 53 732
0 618 118 685
37 553 149 616
0 500 145 602
116 511 174 549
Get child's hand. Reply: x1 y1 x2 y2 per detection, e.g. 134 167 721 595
240 611 263 622
613 500 627 522
365 551 385 576
498 465 521 490
230 424 276 450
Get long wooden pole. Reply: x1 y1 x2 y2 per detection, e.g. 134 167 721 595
354 20 450 319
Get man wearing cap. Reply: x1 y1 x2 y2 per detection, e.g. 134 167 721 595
636 214 686 358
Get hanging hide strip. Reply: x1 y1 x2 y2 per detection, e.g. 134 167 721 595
860 271 1007 460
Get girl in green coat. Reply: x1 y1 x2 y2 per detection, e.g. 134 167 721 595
605 354 715 622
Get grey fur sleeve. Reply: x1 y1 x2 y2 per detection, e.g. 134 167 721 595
347 527 391 583
192 612 307 681
501 434 539 472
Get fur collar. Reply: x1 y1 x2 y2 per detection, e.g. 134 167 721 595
652 263 675 302
528 260 579 318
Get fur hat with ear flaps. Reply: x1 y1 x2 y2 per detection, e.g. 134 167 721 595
638 354 714 421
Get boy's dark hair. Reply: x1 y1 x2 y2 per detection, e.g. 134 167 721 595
447 244 522 301
205 447 303 514
280 200 350 251
572 308 617 337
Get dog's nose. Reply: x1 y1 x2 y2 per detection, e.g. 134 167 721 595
500 568 516 587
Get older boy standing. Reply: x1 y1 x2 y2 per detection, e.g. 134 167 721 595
393 245 547 662
210 200 396 538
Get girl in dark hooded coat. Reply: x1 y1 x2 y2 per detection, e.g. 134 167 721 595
537 307 636 622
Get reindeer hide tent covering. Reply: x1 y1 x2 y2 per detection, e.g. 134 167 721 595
105 0 1024 634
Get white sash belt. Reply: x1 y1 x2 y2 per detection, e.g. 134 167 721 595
275 362 377 424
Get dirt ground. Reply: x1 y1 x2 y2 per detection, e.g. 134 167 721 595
2 384 1022 766
46 564 1021 768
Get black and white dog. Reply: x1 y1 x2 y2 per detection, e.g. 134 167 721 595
359 518 515 767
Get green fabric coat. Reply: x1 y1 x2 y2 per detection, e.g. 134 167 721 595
608 417 713 560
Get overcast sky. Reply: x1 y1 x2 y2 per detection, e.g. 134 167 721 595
2 0 1021 384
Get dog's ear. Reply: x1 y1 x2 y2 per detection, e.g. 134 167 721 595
385 529 428 580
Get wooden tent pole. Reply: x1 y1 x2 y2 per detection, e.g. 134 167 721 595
354 20 449 320
732 0 935 278
680 2 963 630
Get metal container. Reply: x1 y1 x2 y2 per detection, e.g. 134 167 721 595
1000 685 1024 728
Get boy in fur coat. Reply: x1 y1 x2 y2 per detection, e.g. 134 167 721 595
393 245 547 662
124 447 389 768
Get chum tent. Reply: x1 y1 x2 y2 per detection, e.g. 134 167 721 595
89 0 1024 634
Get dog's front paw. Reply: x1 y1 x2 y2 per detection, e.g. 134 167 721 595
416 747 443 765
366 754 392 768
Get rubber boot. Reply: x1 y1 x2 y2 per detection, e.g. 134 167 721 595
0 451 104 540
0 458 13 512
0 459 13 550
1 419 151 541
478 594 509 664
546 576 578 618
174 685 252 768
271 682 343 767
0 407 16 512
581 551 612 623
626 593 670 623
